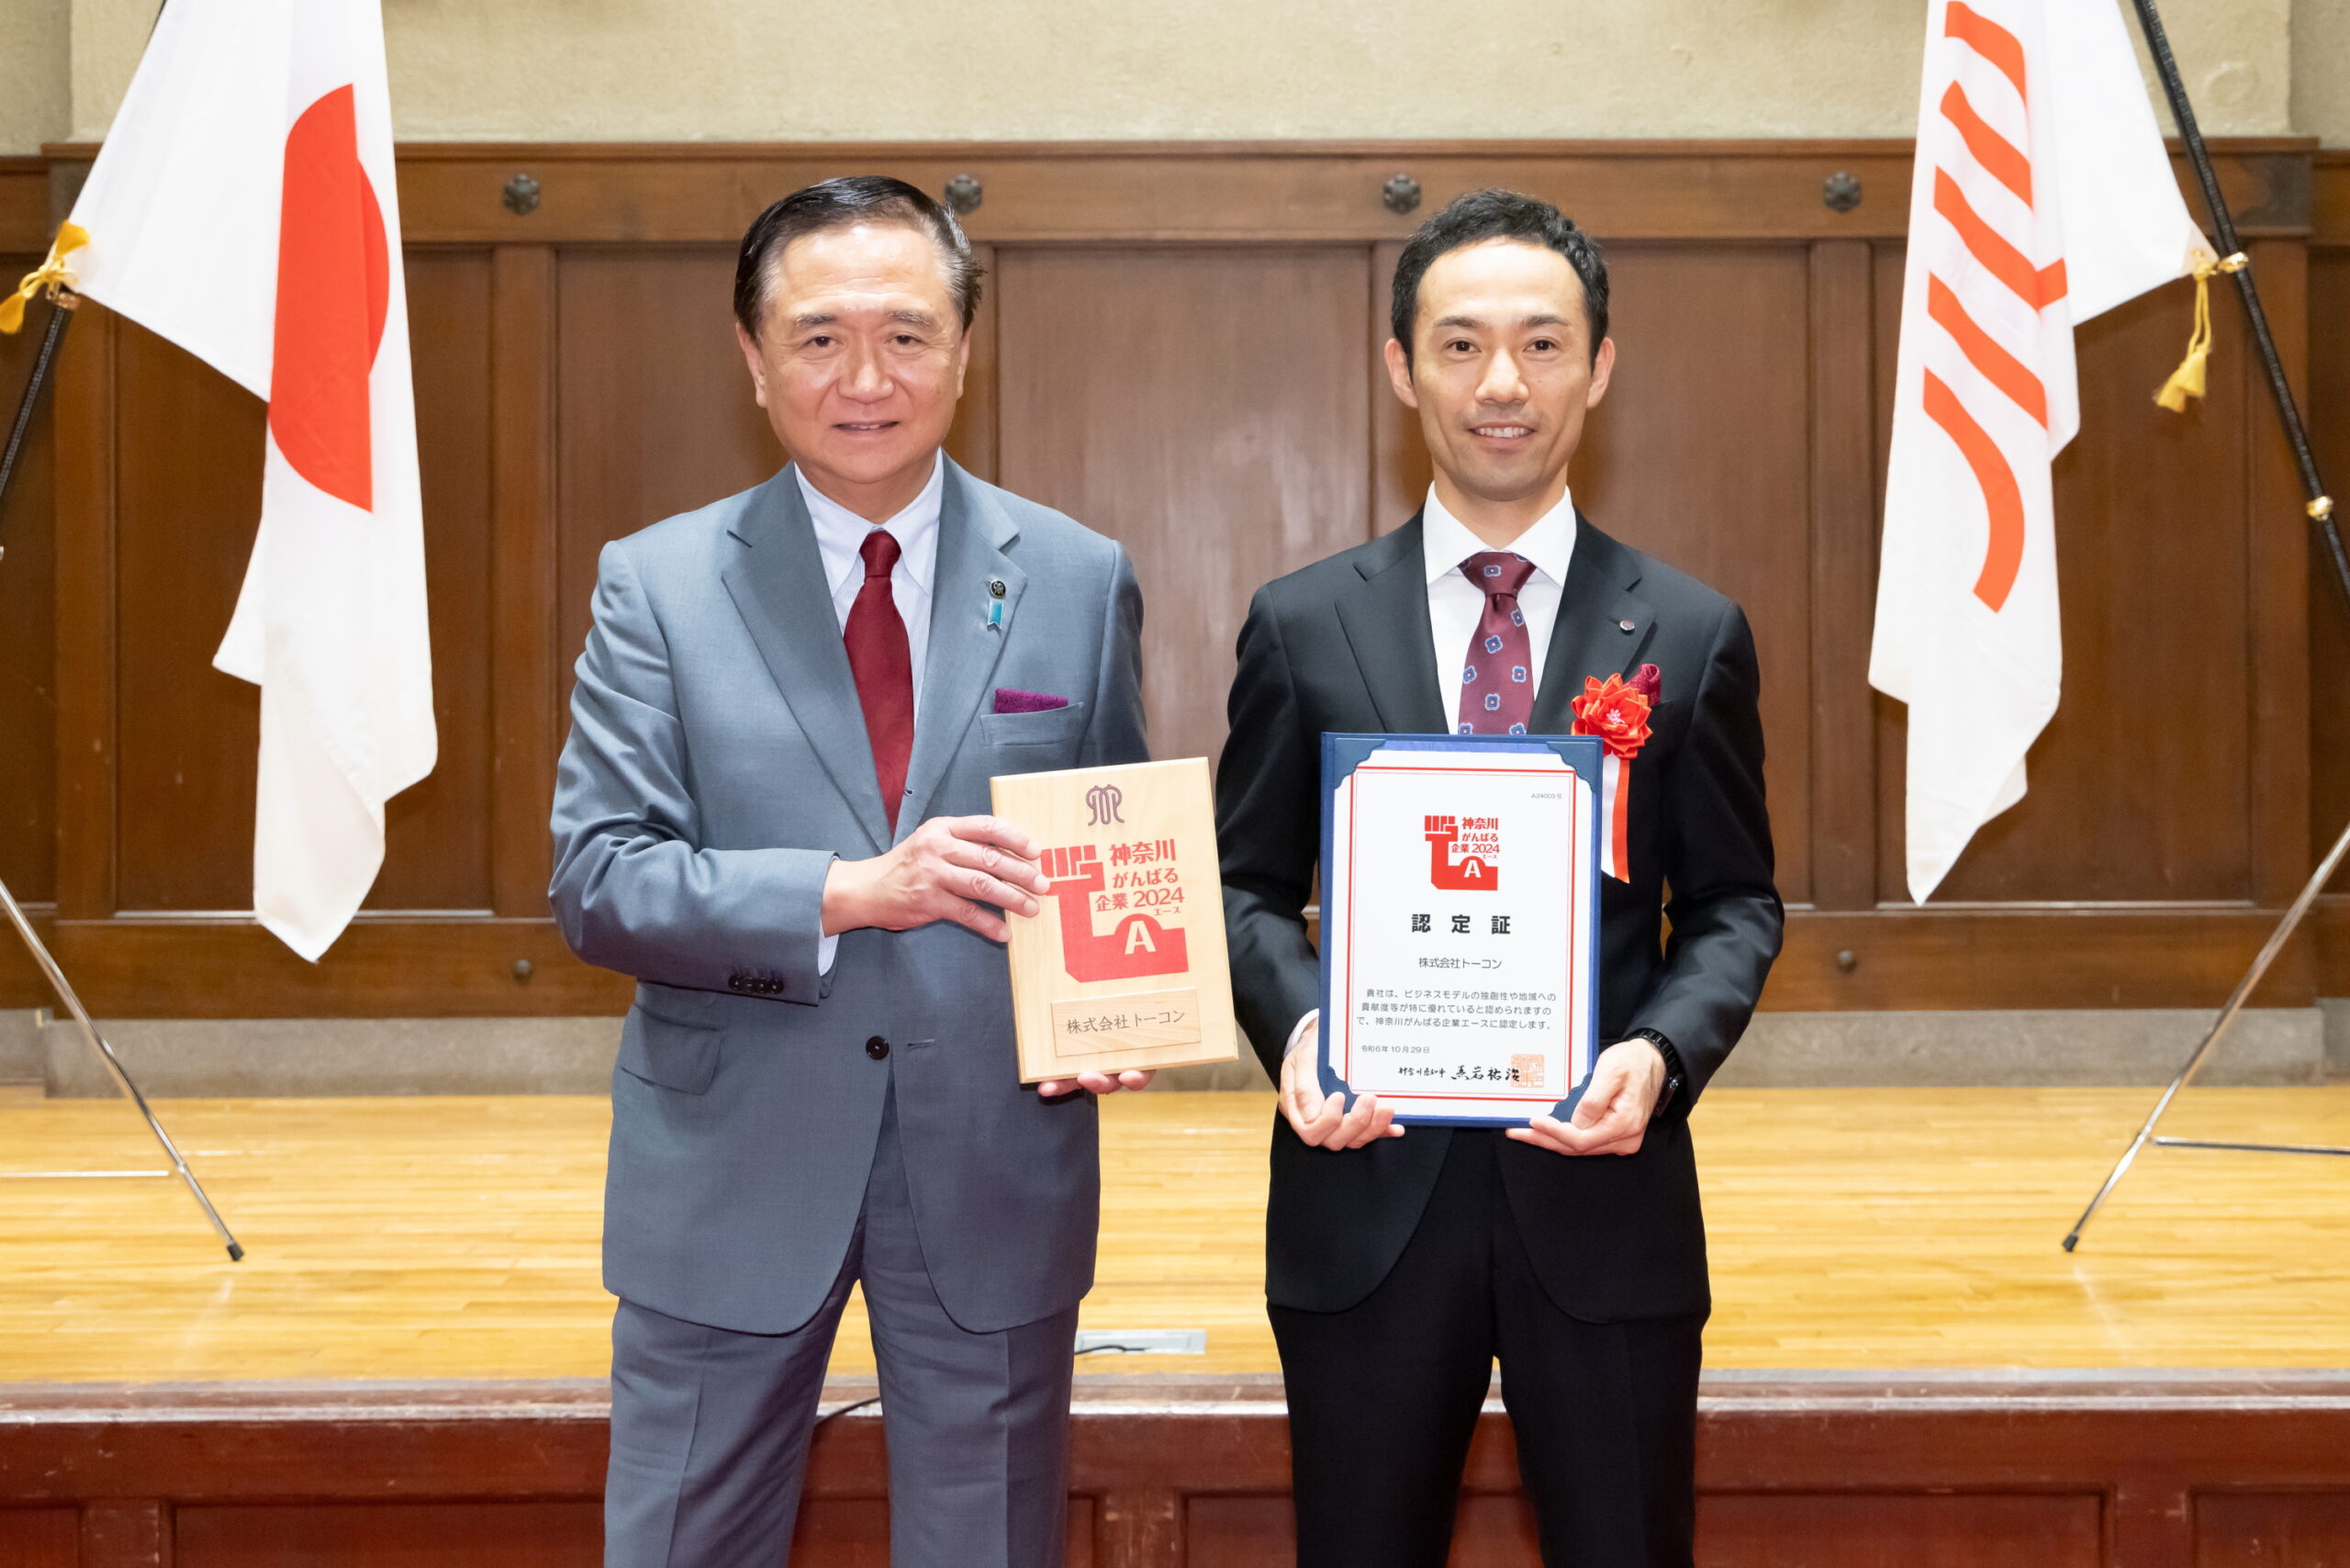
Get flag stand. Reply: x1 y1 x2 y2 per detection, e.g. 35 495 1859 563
0 289 244 1261
2060 0 2350 1251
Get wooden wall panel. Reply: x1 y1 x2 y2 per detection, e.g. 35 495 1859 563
1875 278 2261 904
552 248 776 679
995 246 1373 770
1700 1493 2105 1566
176 1503 599 1566
375 250 496 913
1572 244 1816 906
1191 1489 2109 1566
488 246 561 919
0 258 58 914
109 252 498 913
108 318 263 911
0 1507 76 1568
2310 246 2350 900
2310 153 2348 986
1807 240 1881 911
2196 1493 2350 1565
1187 1495 1553 1566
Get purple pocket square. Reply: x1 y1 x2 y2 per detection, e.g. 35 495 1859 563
993 689 1069 714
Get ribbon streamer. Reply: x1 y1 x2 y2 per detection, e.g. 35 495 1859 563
0 223 89 336
1599 753 1630 882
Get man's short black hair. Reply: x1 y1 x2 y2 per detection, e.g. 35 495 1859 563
1390 189 1608 365
733 175 983 338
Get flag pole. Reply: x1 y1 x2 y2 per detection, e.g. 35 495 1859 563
2062 0 2348 1251
0 295 72 536
0 289 245 1262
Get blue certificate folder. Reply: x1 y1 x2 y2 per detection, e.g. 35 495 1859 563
1316 733 1605 1127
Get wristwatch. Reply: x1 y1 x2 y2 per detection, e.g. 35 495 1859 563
1629 1027 1686 1118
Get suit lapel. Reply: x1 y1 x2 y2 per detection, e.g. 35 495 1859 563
1334 516 1449 734
1529 513 1658 734
721 468 892 854
898 461 1023 836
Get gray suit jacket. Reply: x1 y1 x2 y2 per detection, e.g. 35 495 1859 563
550 459 1147 1336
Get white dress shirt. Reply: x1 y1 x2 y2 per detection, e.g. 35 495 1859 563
800 454 944 707
800 454 945 973
1283 484 1579 1057
1421 483 1576 719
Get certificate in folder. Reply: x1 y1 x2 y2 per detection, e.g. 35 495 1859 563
1318 734 1604 1126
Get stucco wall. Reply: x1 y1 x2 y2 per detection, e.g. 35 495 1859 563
18 0 2303 156
0 0 70 162
2295 0 2350 147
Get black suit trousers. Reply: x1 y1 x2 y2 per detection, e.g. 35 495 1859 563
1269 1128 1705 1568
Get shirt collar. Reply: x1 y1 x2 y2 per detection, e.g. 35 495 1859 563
799 454 945 596
1421 483 1577 588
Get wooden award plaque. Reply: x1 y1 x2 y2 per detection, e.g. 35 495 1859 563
990 757 1241 1083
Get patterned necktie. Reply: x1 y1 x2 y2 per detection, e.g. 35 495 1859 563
845 530 914 832
1457 552 1537 735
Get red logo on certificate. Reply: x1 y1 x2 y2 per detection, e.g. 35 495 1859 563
1424 813 1502 891
1040 842 1191 981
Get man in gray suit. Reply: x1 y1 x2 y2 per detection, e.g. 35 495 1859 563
550 176 1150 1568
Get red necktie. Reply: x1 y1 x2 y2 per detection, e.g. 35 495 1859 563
845 530 914 832
1457 552 1537 735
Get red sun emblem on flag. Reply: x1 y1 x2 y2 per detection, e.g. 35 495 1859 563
269 85 390 513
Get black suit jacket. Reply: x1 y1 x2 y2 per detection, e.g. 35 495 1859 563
1216 512 1782 1321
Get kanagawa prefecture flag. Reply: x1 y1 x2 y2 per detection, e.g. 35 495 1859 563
60 0 433 958
1871 0 2207 902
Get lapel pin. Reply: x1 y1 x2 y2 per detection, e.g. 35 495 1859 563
987 599 1005 631
1617 619 1636 633
989 577 1008 599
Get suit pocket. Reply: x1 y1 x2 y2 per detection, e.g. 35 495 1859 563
616 1006 723 1094
979 701 1088 749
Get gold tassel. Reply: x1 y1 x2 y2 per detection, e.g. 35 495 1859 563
2154 251 2218 412
0 221 89 335
2155 250 2248 413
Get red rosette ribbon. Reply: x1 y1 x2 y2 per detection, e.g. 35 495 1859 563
1569 668 1656 760
1571 665 1660 883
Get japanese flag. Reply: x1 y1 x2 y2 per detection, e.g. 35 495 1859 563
58 0 433 959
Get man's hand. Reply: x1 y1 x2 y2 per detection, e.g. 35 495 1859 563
1036 1068 1155 1098
822 815 1048 944
1279 1016 1404 1149
1506 1038 1665 1158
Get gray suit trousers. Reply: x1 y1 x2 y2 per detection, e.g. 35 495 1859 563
604 1079 1080 1568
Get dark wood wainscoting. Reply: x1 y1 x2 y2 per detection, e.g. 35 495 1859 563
5 1375 2350 1565
1 140 2344 1015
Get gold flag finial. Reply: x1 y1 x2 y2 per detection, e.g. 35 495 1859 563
0 221 89 335
2156 249 2245 413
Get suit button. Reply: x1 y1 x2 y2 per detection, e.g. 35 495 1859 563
866 1036 890 1060
728 976 745 991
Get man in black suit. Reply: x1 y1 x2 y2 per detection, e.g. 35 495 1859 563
1215 189 1782 1568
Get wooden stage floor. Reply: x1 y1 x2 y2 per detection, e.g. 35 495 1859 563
4 1086 2348 1384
